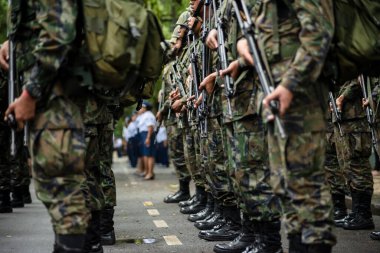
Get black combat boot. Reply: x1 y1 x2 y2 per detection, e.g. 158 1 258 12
343 190 374 230
180 186 207 214
53 234 85 253
22 184 32 204
308 244 332 253
84 211 103 253
287 234 307 253
179 194 198 207
163 178 190 203
198 205 241 241
194 201 224 230
100 207 116 246
213 213 256 253
287 234 332 253
0 190 13 213
331 193 347 227
188 193 214 222
11 186 25 208
370 231 380 240
242 220 283 253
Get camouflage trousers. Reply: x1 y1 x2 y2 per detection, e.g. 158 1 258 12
0 123 11 191
0 128 31 191
11 132 31 189
268 131 336 245
98 119 117 208
324 123 346 196
82 125 106 211
167 124 190 180
334 120 373 194
225 115 281 222
183 126 207 188
204 116 236 206
30 96 90 235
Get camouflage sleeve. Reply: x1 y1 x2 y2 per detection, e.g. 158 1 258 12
160 99 171 116
279 0 334 92
23 0 78 99
340 79 361 100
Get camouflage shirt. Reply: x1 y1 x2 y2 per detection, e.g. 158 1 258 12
252 0 334 132
12 0 81 101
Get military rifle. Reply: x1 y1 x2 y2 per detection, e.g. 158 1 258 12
7 0 17 157
199 0 212 138
358 74 380 169
171 64 187 98
232 0 286 138
212 0 233 116
188 30 201 121
328 91 343 137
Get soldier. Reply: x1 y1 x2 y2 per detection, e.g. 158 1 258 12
196 1 282 252
10 132 32 208
158 11 192 204
238 0 337 251
324 113 347 227
331 79 374 230
99 107 117 246
179 5 210 217
0 66 12 214
2 1 91 252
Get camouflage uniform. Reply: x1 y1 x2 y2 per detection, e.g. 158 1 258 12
73 95 107 213
221 0 281 223
98 111 116 208
0 71 11 195
324 120 345 196
253 0 336 247
160 62 190 182
330 80 374 230
334 80 373 194
12 0 90 240
184 37 208 190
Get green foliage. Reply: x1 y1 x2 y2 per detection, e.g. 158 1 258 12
114 0 189 137
0 0 7 43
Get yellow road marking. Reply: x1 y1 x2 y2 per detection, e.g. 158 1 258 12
153 220 168 228
163 235 182 245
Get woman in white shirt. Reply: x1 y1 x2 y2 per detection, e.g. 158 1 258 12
137 102 156 180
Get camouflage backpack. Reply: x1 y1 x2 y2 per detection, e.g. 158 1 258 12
326 0 380 83
81 0 166 100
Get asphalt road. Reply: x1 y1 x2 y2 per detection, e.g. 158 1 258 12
0 157 379 253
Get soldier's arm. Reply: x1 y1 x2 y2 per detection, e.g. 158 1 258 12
23 0 79 99
340 79 361 101
279 0 334 92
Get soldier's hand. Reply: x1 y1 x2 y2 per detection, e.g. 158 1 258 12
336 95 345 112
5 90 36 129
237 38 254 66
194 93 203 108
263 85 293 117
362 98 369 108
0 40 9 70
206 29 218 50
172 99 184 112
156 111 162 123
220 60 240 80
199 72 217 95
170 88 180 101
